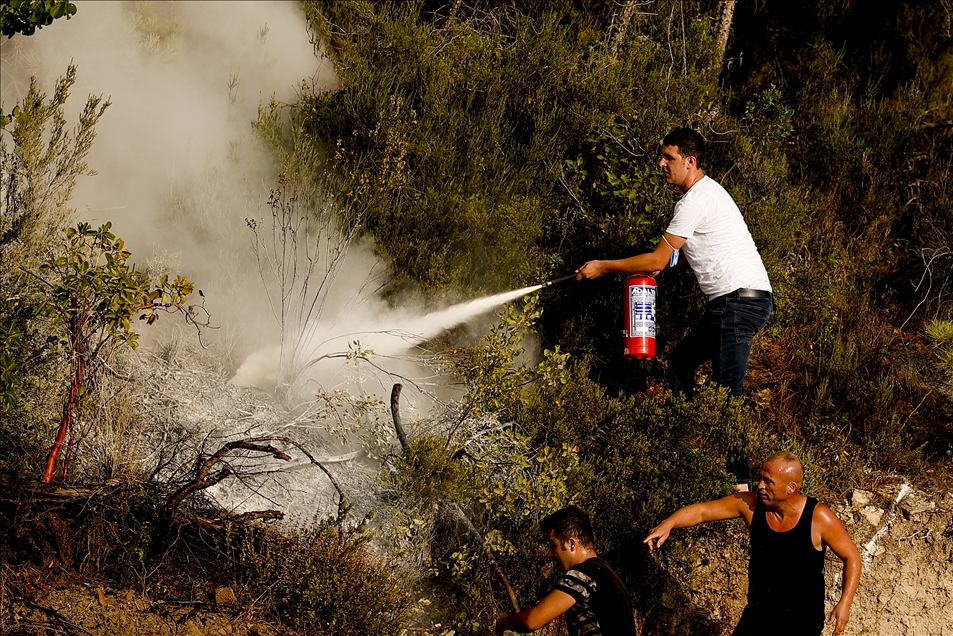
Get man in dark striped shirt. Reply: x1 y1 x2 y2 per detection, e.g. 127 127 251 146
495 507 637 636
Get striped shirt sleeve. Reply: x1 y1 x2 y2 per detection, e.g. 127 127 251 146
556 567 596 602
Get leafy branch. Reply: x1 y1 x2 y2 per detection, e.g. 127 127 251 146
34 222 212 483
0 0 77 39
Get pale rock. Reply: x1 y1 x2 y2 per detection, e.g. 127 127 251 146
852 489 875 507
899 489 936 516
215 586 237 606
861 505 885 527
183 621 204 636
878 483 909 501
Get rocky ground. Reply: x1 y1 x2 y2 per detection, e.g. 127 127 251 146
833 483 953 635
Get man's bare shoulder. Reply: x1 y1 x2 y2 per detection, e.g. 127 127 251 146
812 501 847 528
706 491 756 507
734 491 758 508
812 500 860 558
720 491 757 524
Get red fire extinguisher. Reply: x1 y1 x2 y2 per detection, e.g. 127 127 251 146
623 275 656 360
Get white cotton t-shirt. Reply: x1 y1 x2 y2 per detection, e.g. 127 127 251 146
665 175 772 300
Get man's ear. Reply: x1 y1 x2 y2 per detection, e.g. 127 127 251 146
566 537 577 552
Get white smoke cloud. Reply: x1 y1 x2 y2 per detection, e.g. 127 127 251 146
0 1 547 519
1 1 334 354
2 0 478 393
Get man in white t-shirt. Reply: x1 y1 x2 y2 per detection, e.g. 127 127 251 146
576 128 773 488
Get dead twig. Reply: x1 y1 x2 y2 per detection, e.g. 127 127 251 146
263 436 347 524
164 438 292 517
232 510 284 524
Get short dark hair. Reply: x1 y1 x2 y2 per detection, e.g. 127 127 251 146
662 127 705 168
540 506 595 549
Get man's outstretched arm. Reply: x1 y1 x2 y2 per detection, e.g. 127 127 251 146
495 590 575 634
817 504 861 636
644 493 753 551
577 233 686 279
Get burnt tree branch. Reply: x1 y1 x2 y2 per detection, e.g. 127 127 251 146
164 439 292 517
391 383 409 452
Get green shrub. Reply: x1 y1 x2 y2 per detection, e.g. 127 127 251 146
0 64 108 473
391 434 481 507
386 299 760 634
245 511 417 635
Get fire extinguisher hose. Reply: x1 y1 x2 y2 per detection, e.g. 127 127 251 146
542 273 577 287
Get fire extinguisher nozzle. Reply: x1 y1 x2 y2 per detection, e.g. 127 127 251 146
542 273 577 287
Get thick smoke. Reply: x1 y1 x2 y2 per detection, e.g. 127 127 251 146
1 1 540 517
1 1 333 357
0 1 500 396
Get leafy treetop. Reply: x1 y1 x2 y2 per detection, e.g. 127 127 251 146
0 0 77 39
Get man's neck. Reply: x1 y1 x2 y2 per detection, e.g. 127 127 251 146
567 550 597 569
679 170 705 194
767 493 807 519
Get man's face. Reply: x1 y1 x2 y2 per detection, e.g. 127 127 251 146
756 461 793 505
545 529 575 572
658 144 693 189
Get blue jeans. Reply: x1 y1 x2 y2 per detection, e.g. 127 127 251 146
668 292 773 483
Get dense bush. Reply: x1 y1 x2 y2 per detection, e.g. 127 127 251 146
294 2 951 631
243 510 418 635
300 1 722 301
385 303 758 633
299 0 953 466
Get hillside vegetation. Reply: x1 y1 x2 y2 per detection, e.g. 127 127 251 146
2 1 952 635
296 0 952 464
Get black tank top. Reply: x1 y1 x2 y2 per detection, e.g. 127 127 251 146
746 496 826 629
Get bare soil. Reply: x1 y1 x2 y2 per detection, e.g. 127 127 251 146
4 570 281 636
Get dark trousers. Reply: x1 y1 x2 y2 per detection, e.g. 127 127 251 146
668 292 773 483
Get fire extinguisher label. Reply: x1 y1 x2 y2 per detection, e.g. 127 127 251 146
628 285 656 337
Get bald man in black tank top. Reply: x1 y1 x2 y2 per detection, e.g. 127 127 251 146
643 452 861 636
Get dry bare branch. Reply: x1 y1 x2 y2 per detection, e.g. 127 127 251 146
233 510 284 523
164 438 292 516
